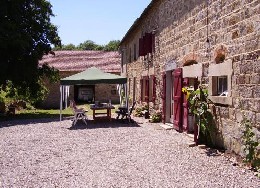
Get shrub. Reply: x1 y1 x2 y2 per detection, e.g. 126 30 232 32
150 111 162 123
134 107 143 117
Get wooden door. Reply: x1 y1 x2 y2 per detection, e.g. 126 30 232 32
161 73 166 124
170 72 174 123
173 68 183 132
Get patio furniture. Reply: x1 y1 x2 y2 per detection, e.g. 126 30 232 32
59 67 127 121
70 100 88 126
115 101 136 122
90 103 115 121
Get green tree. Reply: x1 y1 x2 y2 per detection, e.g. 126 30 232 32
103 40 120 51
0 0 61 104
78 40 103 50
61 43 77 50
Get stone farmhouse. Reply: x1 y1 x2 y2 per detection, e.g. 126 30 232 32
39 50 121 109
120 0 259 156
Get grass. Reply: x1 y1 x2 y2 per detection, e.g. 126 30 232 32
0 103 120 121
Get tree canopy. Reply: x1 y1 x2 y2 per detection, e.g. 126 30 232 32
78 40 101 50
103 40 120 51
0 0 61 104
54 40 120 51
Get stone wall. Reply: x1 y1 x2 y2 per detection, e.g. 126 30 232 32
39 71 77 109
95 84 120 104
121 0 260 155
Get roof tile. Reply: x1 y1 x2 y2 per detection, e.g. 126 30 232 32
39 50 121 73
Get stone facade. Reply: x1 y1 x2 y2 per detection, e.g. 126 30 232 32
120 0 260 156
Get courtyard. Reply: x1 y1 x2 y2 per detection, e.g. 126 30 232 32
0 116 259 187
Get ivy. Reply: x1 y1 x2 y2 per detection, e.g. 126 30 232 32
241 117 260 176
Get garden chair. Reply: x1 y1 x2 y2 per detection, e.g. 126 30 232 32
69 100 88 126
116 101 136 122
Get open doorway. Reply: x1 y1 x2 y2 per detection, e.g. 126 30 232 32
74 85 95 103
165 70 174 124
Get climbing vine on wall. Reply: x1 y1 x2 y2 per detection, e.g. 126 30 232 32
183 86 216 146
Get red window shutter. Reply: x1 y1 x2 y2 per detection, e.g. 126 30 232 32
161 73 166 124
144 76 149 102
152 76 156 102
147 33 153 54
140 78 143 101
144 33 152 54
173 68 183 132
143 34 147 56
139 38 145 56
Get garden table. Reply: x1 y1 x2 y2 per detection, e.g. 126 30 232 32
90 104 115 121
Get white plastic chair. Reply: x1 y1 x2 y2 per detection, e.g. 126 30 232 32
69 100 88 126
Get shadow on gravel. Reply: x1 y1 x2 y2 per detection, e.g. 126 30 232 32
204 148 224 157
68 119 140 130
0 117 66 128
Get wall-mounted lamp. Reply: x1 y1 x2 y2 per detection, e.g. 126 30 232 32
205 38 210 57
205 38 210 49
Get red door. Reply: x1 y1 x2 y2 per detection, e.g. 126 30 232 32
182 78 189 132
161 73 166 124
173 68 183 132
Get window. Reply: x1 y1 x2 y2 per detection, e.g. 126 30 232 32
138 32 155 57
217 76 228 96
208 60 233 105
140 76 156 102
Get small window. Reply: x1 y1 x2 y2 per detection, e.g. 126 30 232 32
140 76 149 102
208 61 232 105
217 76 228 96
141 76 156 102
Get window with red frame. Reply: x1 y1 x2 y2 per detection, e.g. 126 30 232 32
140 75 156 102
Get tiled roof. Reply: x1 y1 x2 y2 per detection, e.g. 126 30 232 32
39 50 121 73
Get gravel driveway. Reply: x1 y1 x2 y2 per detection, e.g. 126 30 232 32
0 117 259 187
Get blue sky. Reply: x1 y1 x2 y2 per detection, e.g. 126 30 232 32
49 0 152 46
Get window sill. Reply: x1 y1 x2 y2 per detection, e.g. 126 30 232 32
209 96 232 105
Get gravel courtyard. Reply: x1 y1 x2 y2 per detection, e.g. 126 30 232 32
0 117 259 187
